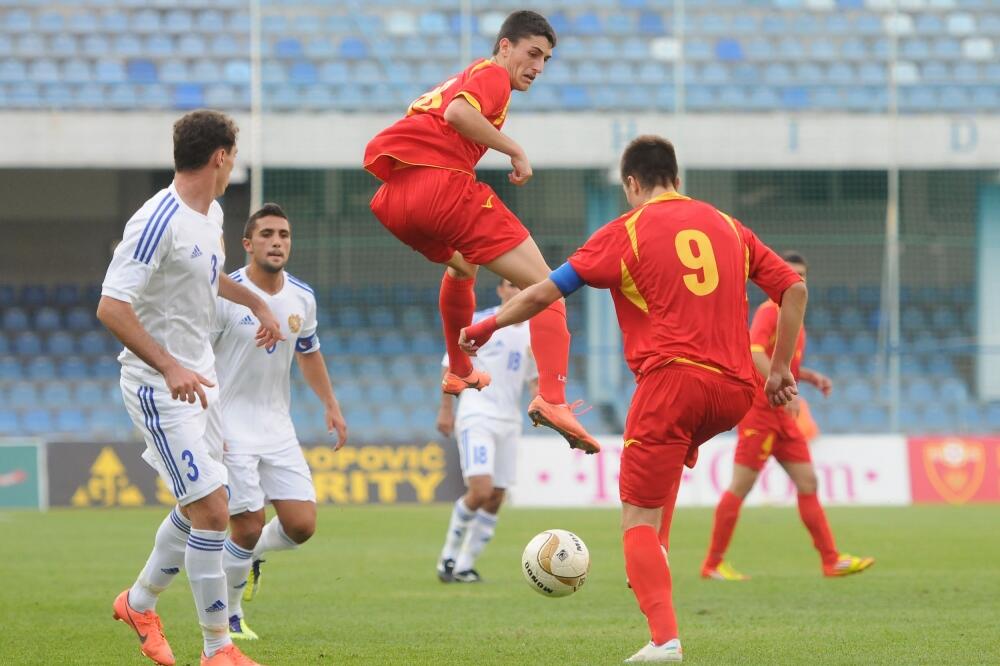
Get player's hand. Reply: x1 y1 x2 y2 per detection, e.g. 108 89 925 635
459 316 498 356
509 152 533 186
765 364 798 408
436 408 455 437
163 362 215 409
325 400 348 451
810 372 833 397
784 396 802 418
251 303 285 348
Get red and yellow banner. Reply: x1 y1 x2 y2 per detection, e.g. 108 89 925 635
907 437 1000 504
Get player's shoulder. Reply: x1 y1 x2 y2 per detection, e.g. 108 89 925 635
208 199 224 227
228 267 245 283
284 272 316 304
128 187 175 224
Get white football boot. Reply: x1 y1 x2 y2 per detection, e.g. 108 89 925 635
624 639 683 663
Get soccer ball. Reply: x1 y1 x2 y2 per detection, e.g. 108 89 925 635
521 529 590 598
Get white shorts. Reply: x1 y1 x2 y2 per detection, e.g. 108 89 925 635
455 416 520 489
225 441 316 515
121 373 227 506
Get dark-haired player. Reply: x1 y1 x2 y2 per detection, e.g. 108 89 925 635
460 136 807 662
364 10 598 454
701 251 874 581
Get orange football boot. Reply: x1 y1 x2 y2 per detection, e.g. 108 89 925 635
527 396 601 454
112 589 176 666
201 643 264 666
442 369 492 396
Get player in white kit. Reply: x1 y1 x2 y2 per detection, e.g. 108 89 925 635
99 111 280 666
435 279 537 583
213 203 348 640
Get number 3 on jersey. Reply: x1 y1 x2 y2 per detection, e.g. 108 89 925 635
675 229 719 296
408 78 457 115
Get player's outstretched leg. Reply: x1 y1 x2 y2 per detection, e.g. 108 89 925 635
623 515 682 663
439 262 492 395
486 239 598 454
112 505 191 665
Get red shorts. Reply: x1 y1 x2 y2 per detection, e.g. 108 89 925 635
369 166 529 266
619 364 756 508
733 405 811 472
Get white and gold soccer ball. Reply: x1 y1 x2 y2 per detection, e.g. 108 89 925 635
521 529 590 598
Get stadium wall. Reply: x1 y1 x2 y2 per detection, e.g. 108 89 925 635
11 112 1000 169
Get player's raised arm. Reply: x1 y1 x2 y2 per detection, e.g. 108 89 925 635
459 278 563 354
443 98 532 186
218 273 284 347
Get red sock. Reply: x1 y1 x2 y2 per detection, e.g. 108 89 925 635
528 300 569 403
439 272 475 377
797 493 838 566
704 491 743 569
658 476 682 552
624 525 678 645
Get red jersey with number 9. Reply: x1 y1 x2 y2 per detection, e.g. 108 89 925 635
568 192 803 388
364 59 512 182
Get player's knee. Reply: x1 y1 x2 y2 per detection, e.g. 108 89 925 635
185 487 230 531
795 471 819 495
467 487 494 508
283 518 315 544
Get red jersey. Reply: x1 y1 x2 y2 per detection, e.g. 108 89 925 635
568 192 802 389
746 300 807 411
364 59 512 181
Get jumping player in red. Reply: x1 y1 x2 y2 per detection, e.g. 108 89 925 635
364 11 597 453
701 252 875 581
460 136 807 663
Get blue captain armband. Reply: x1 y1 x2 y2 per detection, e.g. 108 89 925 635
295 334 318 353
549 262 585 297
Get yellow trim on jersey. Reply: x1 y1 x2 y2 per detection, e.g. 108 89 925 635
645 191 691 204
670 357 724 374
470 59 494 74
623 208 644 259
750 344 766 353
716 210 749 281
620 260 648 313
363 153 474 180
494 98 510 126
455 91 482 112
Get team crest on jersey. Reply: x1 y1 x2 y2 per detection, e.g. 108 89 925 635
288 313 302 333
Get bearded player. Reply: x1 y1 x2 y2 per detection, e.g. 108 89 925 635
363 10 597 454
461 136 807 662
701 252 874 581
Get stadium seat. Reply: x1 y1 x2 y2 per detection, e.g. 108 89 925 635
41 382 73 409
938 377 969 404
89 409 134 438
92 357 122 379
921 405 953 433
0 410 17 436
8 383 40 410
905 378 937 404
21 409 52 436
58 356 90 380
13 332 42 356
46 331 76 356
74 381 104 407
409 332 439 356
857 405 889 432
377 332 408 356
356 356 385 379
0 356 21 381
0 334 8 355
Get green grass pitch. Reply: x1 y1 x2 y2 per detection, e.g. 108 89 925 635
1 504 998 665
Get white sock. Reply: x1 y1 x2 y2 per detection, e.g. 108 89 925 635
186 528 231 657
222 538 254 621
129 506 190 612
251 517 298 560
439 498 476 562
454 509 498 573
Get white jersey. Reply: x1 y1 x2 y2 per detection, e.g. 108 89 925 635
101 182 225 380
445 307 536 424
212 267 320 454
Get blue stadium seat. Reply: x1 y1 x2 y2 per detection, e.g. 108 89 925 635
92 357 122 379
400 306 430 330
905 378 937 404
164 9 193 34
46 331 76 356
368 306 396 328
113 34 144 58
0 410 17 436
18 284 46 307
89 409 133 438
126 59 157 84
173 84 204 109
938 377 969 404
410 332 439 356
366 381 397 404
344 332 377 356
197 10 226 33
838 306 865 331
9 383 39 410
339 38 368 60
13 332 42 356
59 356 90 380
840 378 875 405
131 9 161 34
42 382 73 408
377 332 408 356
34 307 61 331
921 405 953 433
52 284 79 308
957 404 984 433
825 405 854 433
25 357 56 380
74 381 104 407
901 306 928 331
388 357 420 382
816 332 849 355
337 306 364 329
212 35 242 58
21 409 52 435
0 356 21 381
806 306 833 329
638 11 666 35
931 306 959 331
0 334 8 355
849 332 878 355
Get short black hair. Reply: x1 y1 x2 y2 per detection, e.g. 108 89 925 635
781 250 808 268
493 11 556 55
172 110 238 172
244 202 288 239
620 135 679 190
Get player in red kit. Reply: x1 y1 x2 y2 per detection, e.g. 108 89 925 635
364 11 598 453
460 136 808 663
701 252 875 581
